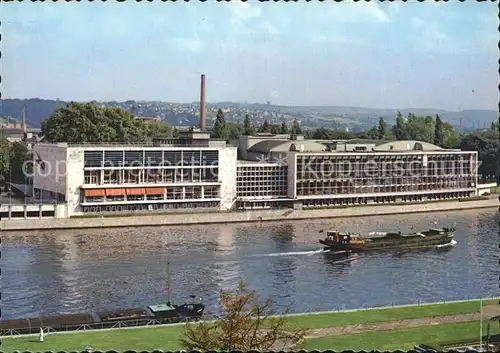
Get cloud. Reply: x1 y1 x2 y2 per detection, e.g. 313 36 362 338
229 1 262 26
310 32 365 46
411 16 448 53
390 1 401 14
319 2 390 23
258 22 280 37
168 36 203 54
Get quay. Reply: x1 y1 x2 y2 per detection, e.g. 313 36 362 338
0 196 498 231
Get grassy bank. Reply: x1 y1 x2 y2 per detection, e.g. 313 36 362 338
298 321 485 351
1 325 186 352
282 298 498 329
2 298 497 352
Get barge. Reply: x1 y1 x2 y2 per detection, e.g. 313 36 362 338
0 295 205 336
319 227 455 252
0 256 205 336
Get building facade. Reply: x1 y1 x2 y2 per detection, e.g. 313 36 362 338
235 135 478 210
31 132 479 217
236 161 291 210
32 131 237 217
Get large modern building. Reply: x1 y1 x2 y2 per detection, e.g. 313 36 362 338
32 130 237 217
235 134 478 210
29 131 480 217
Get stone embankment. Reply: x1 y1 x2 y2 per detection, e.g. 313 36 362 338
0 197 498 232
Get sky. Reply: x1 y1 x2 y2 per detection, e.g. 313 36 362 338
2 1 499 111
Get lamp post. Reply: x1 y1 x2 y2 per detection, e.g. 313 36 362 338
480 298 483 351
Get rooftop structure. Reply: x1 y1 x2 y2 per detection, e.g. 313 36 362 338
134 116 161 122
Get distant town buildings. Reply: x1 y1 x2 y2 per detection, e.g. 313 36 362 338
0 110 41 146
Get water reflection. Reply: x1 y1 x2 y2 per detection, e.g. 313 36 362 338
1 209 499 319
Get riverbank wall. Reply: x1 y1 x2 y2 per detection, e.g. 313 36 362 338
1 197 498 232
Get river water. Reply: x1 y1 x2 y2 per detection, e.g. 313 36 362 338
1 209 499 319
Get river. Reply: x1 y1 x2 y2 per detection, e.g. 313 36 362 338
1 209 499 319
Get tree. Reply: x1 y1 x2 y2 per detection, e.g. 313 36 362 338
434 114 444 147
243 113 255 136
270 124 281 134
212 109 228 140
8 141 30 183
392 111 407 140
40 102 150 143
226 122 243 140
280 121 289 134
312 127 331 140
0 131 11 182
377 117 387 140
460 129 500 179
440 122 461 149
180 281 306 351
404 114 434 143
145 121 174 140
291 119 302 135
258 120 271 133
366 126 379 140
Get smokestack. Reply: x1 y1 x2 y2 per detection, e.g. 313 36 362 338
200 74 206 131
22 106 27 133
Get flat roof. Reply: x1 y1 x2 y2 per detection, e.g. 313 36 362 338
148 304 176 312
35 142 236 150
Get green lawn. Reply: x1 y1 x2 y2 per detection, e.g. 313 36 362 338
282 298 498 329
1 298 497 353
1 325 185 352
298 321 485 351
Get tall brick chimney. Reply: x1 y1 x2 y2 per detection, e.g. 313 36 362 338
22 106 27 133
200 74 206 131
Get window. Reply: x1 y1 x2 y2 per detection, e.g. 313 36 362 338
84 170 100 184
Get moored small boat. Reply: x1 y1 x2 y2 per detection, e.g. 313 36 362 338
319 226 455 252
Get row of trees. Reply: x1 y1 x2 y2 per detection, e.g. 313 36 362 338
1 103 498 183
212 109 302 141
40 102 174 143
0 137 31 185
212 108 499 179
212 108 460 149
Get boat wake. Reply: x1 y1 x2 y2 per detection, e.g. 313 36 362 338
436 239 457 248
252 249 327 258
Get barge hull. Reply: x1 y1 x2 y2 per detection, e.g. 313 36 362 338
320 234 453 252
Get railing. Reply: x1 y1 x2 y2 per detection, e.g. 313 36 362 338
2 296 497 338
0 316 197 337
39 142 235 148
